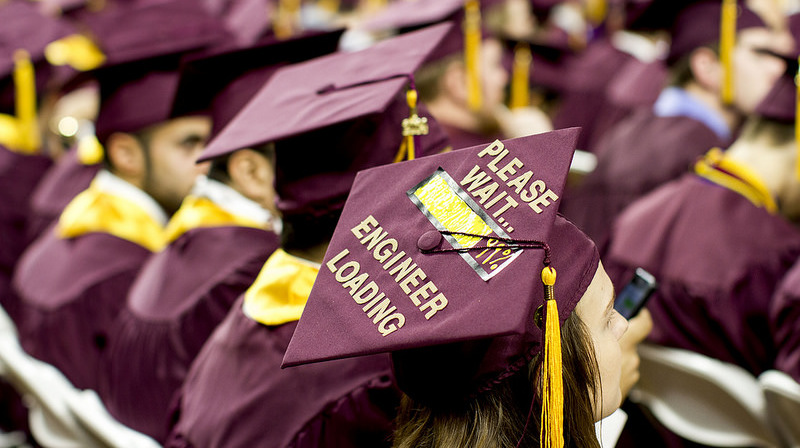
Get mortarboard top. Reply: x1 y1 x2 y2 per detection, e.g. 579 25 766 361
76 0 231 143
282 128 599 411
0 0 76 112
199 22 453 163
172 29 345 138
198 23 455 217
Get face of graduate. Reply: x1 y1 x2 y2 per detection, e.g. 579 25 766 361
732 27 792 114
481 38 510 112
142 115 211 215
575 262 629 420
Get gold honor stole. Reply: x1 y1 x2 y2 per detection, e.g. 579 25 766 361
57 185 166 252
163 195 263 243
243 249 319 326
694 148 777 214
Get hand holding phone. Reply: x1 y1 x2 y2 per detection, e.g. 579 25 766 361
614 268 657 319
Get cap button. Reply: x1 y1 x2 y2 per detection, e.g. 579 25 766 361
417 230 442 251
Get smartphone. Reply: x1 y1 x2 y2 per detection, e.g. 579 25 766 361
614 268 657 319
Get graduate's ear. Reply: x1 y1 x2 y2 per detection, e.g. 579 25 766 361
227 148 276 210
688 47 723 93
105 132 146 186
441 59 469 104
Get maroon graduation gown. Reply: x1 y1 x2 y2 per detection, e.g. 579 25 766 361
27 147 100 239
12 231 150 390
0 146 52 321
551 38 635 152
771 259 800 383
165 296 399 448
100 225 278 442
560 109 727 250
603 174 800 374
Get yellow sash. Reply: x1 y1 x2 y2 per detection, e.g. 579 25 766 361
694 148 777 214
57 185 167 252
163 195 263 243
243 249 319 326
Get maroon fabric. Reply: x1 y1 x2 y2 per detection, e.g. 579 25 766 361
165 297 399 448
754 63 796 123
771 259 800 383
560 108 728 251
604 174 800 375
283 130 600 402
0 146 52 322
587 58 667 151
438 122 501 150
551 39 635 152
27 146 100 240
12 232 150 390
99 226 278 442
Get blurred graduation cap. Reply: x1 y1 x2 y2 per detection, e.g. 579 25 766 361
359 0 488 111
51 0 232 145
282 128 599 445
172 29 345 139
0 0 76 153
198 23 456 217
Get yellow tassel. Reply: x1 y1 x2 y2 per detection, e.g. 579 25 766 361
397 87 428 162
540 266 564 448
77 134 104 165
584 0 607 25
316 0 340 13
45 34 106 72
13 50 40 155
795 57 800 180
720 0 737 105
274 0 301 40
366 0 387 11
510 42 532 110
464 0 482 112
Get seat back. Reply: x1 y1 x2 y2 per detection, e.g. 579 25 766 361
630 344 781 447
759 370 800 447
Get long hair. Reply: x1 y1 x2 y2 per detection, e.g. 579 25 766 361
392 313 601 448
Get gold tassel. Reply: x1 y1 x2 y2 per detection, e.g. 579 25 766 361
540 266 564 448
45 34 106 72
510 42 532 110
77 134 104 165
720 0 737 105
13 50 40 155
584 0 607 25
795 56 800 180
366 0 387 11
316 0 340 13
396 87 428 162
464 0 482 112
274 0 301 40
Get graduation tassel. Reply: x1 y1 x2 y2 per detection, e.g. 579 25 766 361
720 0 737 105
77 134 104 165
464 0 482 112
510 42 532 110
13 50 39 155
584 0 607 25
396 86 428 162
274 0 301 40
540 265 564 448
316 0 340 13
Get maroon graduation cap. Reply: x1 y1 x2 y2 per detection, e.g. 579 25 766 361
282 127 600 439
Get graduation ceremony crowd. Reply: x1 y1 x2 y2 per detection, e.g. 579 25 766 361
1 0 799 446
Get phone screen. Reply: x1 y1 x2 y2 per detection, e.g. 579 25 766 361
614 268 657 319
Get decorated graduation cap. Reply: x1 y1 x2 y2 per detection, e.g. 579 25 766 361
361 0 488 111
283 127 599 446
64 0 230 145
172 29 344 139
198 23 455 217
0 0 76 153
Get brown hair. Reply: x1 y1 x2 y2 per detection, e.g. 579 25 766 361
392 313 602 448
415 54 462 103
668 43 720 88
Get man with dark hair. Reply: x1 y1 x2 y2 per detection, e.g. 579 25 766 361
560 0 792 249
12 0 228 391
